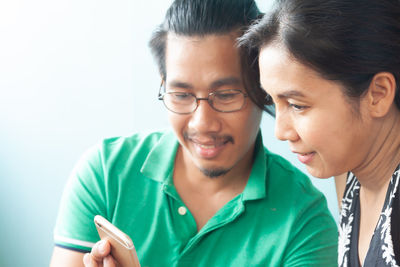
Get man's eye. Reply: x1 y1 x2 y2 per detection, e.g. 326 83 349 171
215 92 239 101
172 93 192 100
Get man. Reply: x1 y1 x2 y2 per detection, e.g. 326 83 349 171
50 0 338 266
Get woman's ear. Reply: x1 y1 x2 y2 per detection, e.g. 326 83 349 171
366 72 397 117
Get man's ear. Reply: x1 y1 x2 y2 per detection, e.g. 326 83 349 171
366 72 397 118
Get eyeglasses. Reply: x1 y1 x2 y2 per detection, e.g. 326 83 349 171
158 82 248 114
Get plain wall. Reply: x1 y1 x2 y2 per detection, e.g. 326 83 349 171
0 1 338 266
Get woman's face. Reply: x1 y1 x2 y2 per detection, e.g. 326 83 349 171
259 45 374 178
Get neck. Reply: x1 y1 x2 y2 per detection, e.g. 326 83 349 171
174 145 254 196
352 107 400 193
172 144 254 231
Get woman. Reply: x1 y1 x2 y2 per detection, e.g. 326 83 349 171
240 0 400 266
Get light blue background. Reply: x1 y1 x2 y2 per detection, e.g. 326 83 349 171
0 1 338 266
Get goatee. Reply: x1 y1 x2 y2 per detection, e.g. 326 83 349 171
199 167 230 178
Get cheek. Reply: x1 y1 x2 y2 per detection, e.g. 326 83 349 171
298 115 352 158
241 106 262 131
248 107 262 124
168 114 186 136
296 116 335 147
236 107 263 143
167 113 178 128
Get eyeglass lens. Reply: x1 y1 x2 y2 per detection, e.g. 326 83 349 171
161 90 246 114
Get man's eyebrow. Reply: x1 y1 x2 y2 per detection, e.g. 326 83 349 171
167 77 241 90
210 77 241 89
167 80 193 89
277 89 306 99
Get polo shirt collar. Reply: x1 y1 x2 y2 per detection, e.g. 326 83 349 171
241 131 267 201
141 130 178 185
140 130 267 200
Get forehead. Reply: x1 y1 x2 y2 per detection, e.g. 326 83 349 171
259 44 350 103
166 32 239 56
259 45 316 89
164 33 243 85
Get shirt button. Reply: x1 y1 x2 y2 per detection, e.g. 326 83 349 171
178 206 187 215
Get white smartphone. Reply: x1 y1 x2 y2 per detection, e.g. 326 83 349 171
94 215 141 267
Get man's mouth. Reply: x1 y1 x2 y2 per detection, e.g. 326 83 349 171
184 133 234 146
197 143 218 149
184 133 234 158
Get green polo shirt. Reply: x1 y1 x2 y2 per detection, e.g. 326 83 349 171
54 130 338 266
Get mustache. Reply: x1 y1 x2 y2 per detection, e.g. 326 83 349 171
183 132 234 145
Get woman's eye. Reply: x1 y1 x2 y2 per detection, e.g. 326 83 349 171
289 103 307 111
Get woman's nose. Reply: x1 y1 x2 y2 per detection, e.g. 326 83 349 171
274 110 299 142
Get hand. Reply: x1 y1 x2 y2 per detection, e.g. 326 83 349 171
83 239 117 267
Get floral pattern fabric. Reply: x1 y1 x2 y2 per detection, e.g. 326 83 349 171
338 165 400 267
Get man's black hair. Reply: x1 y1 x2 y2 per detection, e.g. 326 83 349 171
149 0 274 114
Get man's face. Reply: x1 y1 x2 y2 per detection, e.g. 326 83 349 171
164 33 262 178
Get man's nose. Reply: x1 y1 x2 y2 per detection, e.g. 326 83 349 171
187 99 221 132
274 110 299 142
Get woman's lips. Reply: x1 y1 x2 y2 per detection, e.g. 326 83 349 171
296 152 316 164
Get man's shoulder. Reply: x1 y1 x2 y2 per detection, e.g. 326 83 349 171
102 130 168 149
76 130 174 171
260 148 336 233
262 148 326 204
95 129 173 157
263 148 308 181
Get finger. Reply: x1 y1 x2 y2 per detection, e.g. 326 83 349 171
103 255 117 267
83 253 99 267
83 253 91 267
91 240 111 262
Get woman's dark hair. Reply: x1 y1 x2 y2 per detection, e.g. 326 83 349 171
240 0 400 110
149 0 274 114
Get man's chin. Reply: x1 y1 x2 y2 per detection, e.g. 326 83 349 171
199 167 230 178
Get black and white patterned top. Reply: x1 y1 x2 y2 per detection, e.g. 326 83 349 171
338 164 400 267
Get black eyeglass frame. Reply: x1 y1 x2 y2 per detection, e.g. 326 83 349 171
157 81 248 114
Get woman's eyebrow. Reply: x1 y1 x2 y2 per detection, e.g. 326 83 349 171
277 89 306 99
